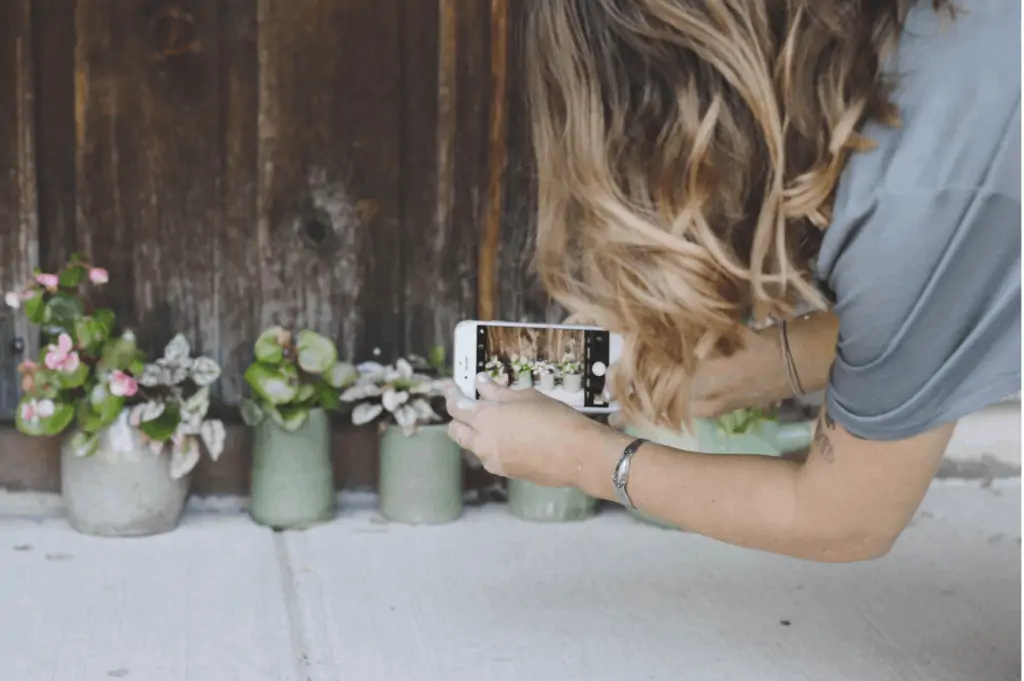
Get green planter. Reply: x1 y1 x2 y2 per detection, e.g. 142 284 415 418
379 425 463 524
249 408 335 530
623 418 814 530
508 480 596 522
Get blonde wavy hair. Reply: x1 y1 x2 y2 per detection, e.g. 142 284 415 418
525 0 952 428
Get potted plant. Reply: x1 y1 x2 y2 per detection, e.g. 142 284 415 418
5 256 225 536
511 354 534 389
559 354 583 393
484 355 510 387
342 350 459 524
534 360 557 392
240 326 356 529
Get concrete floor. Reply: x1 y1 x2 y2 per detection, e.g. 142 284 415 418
0 480 1019 681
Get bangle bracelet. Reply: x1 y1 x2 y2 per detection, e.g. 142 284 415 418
612 438 647 510
779 320 806 399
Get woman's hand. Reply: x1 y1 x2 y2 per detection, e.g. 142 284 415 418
444 373 619 487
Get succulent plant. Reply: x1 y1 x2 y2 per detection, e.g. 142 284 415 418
240 326 356 432
558 353 582 376
510 354 534 377
341 350 449 436
532 360 557 376
484 356 510 386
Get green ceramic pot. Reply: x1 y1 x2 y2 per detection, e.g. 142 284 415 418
249 408 335 530
623 418 815 530
507 480 596 522
379 424 463 524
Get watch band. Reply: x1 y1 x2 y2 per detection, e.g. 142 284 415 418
613 438 647 510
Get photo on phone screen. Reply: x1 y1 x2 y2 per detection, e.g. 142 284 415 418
474 324 611 409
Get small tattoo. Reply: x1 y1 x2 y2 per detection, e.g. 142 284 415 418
813 409 836 463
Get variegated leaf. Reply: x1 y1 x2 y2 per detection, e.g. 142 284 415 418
140 401 165 423
352 403 383 426
381 389 409 413
200 419 226 461
340 383 382 403
190 356 222 387
156 358 190 385
138 364 164 388
394 404 418 429
184 387 211 418
164 333 192 362
169 436 201 480
410 398 439 422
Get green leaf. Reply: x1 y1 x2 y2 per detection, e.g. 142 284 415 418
239 399 265 427
76 399 105 434
296 330 337 374
273 405 309 432
75 316 107 354
16 401 74 437
428 345 447 373
254 326 286 364
24 291 45 324
98 393 125 425
325 361 357 389
139 402 181 442
59 264 87 289
100 332 138 371
314 379 341 411
296 382 316 404
45 293 84 332
69 431 100 457
93 308 116 335
58 362 89 389
244 362 299 406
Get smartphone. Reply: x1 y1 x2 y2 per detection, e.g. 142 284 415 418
453 320 623 414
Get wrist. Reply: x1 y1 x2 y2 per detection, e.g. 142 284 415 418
574 423 633 501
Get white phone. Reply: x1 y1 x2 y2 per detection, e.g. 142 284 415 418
453 320 623 414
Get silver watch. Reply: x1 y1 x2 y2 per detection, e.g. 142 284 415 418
613 438 647 510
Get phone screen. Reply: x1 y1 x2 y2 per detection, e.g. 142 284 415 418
474 324 611 409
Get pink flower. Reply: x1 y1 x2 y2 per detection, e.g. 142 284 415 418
44 333 81 373
89 267 109 285
36 273 59 289
109 370 138 398
20 398 55 424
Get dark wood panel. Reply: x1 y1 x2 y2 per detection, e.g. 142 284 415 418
255 0 403 361
0 0 38 420
74 0 256 395
498 0 562 324
33 0 77 273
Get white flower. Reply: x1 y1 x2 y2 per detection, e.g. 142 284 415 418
381 388 409 413
4 291 20 309
352 403 384 426
36 399 55 419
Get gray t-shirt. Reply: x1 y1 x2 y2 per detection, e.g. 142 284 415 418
814 0 1021 441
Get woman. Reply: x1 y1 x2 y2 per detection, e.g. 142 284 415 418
446 0 1020 562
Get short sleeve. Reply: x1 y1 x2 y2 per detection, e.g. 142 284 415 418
819 188 1021 441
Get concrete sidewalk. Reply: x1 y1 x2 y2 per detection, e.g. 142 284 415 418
1 480 1019 681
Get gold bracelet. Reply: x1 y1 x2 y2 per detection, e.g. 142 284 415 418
779 320 806 399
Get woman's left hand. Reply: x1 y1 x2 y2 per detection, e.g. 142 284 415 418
444 373 617 488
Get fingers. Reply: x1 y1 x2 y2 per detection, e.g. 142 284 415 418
444 384 481 426
446 420 505 476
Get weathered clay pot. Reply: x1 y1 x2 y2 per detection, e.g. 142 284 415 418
249 408 335 530
61 412 190 537
379 424 463 524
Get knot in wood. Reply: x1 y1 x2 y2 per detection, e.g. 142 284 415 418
151 4 200 59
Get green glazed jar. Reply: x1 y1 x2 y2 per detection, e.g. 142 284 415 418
378 424 463 524
507 480 596 522
249 408 335 530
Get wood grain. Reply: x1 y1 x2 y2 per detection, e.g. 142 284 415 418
0 0 38 420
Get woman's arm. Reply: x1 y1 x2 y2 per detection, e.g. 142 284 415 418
577 405 954 562
691 311 839 417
